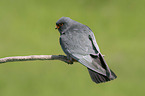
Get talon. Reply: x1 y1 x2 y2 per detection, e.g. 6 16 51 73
72 58 77 62
67 60 73 64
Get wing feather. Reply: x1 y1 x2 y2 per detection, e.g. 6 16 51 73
60 26 111 77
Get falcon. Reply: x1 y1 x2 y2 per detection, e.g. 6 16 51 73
55 17 117 84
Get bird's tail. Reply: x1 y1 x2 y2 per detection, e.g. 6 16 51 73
88 68 117 84
88 53 117 84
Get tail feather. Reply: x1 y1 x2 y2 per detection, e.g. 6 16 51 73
110 69 117 80
88 68 110 83
88 68 117 84
87 53 117 84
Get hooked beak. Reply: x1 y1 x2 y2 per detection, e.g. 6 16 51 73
55 25 59 29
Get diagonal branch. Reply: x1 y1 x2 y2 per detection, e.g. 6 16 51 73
0 55 71 64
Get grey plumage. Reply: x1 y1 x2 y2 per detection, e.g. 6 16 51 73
56 17 117 84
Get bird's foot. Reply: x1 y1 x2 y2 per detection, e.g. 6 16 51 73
66 57 78 65
66 60 74 64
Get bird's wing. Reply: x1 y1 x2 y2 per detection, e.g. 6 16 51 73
89 32 101 52
60 29 110 77
87 30 112 76
85 25 101 52
69 33 111 77
72 53 108 76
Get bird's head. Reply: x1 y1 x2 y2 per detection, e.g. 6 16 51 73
55 17 73 34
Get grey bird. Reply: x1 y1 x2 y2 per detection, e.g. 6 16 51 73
55 17 117 84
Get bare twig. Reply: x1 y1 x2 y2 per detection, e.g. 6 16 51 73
0 55 71 64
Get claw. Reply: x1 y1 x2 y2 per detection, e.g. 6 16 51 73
67 60 73 64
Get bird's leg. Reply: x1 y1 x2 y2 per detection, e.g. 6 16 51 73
66 56 77 64
66 56 73 64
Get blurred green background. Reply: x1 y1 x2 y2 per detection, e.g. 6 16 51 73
0 0 145 96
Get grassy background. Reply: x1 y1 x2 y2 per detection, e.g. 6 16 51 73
0 0 145 96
